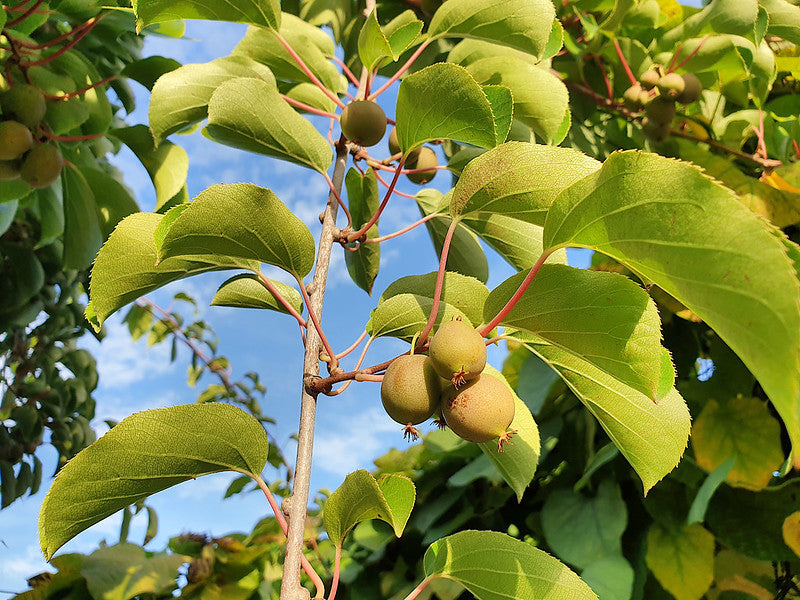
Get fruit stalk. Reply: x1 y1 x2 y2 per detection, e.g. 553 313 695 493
280 137 348 600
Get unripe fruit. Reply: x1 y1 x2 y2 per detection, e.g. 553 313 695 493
388 128 401 155
405 146 438 185
638 89 653 107
0 160 20 181
340 100 387 147
644 96 676 125
20 144 63 189
641 117 671 143
676 73 702 104
381 355 442 439
441 373 516 449
639 69 660 90
1 84 46 128
656 72 685 100
622 84 643 110
0 121 33 160
429 318 486 387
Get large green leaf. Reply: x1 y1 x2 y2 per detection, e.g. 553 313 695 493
486 265 671 401
112 125 189 212
81 544 186 600
381 271 489 328
211 273 304 315
158 184 316 277
466 57 569 144
428 0 555 59
541 480 627 569
345 168 380 295
80 168 139 239
204 77 332 173
62 166 103 271
88 212 254 330
415 190 489 283
518 334 690 494
40 403 269 560
149 56 276 143
323 470 415 546
424 530 599 600
395 63 511 153
477 365 540 501
358 9 423 72
366 293 469 340
131 0 281 32
450 142 600 223
232 14 346 95
544 150 800 466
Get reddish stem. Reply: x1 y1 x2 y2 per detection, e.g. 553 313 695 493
255 476 325 598
324 172 352 228
403 577 433 600
6 14 101 50
793 139 800 159
670 35 709 72
275 31 345 109
372 168 416 198
331 55 360 87
479 250 552 337
347 159 405 242
298 281 339 371
43 74 116 101
19 15 101 67
329 336 374 396
594 55 614 101
4 0 42 28
613 38 638 86
281 94 339 119
256 272 308 329
335 329 368 360
364 213 437 243
667 42 683 72
368 39 431 101
328 546 343 600
416 218 459 347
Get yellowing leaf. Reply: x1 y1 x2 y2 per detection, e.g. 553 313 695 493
782 511 800 558
692 396 784 490
645 523 714 600
762 171 800 194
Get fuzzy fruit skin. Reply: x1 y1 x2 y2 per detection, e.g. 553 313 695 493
0 160 20 180
20 144 63 189
622 84 643 110
340 100 387 147
656 72 685 100
645 96 676 125
405 146 438 185
1 85 46 128
639 69 660 90
388 128 421 162
676 73 702 104
441 373 515 443
0 121 33 160
381 355 442 426
429 319 486 386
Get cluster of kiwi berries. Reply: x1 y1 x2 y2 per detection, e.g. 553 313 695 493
380 318 516 450
622 68 703 143
0 83 63 188
339 99 438 185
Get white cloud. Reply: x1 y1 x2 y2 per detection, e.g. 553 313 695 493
0 544 52 583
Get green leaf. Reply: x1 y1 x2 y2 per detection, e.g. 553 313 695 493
395 63 511 153
580 556 634 600
448 38 541 69
486 265 671 401
232 14 346 95
80 167 139 239
428 0 555 58
88 212 254 330
358 10 393 72
131 0 280 32
687 456 735 526
122 55 182 91
149 55 277 143
466 57 569 144
415 190 489 283
518 334 690 494
39 403 269 560
381 271 489 328
759 0 800 45
283 82 337 114
323 470 415 546
0 179 32 203
366 293 469 341
541 480 627 569
0 200 18 238
204 77 332 173
477 365 540 501
449 142 601 222
424 530 599 600
691 396 784 490
61 166 103 270
645 523 714 600
81 543 185 600
544 150 800 467
211 273 303 315
112 125 189 212
157 183 316 277
345 168 380 294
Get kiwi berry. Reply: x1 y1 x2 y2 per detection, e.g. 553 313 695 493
20 143 63 189
381 354 442 439
1 84 46 129
656 72 685 100
0 160 20 181
0 121 33 160
405 146 438 185
676 73 702 104
622 84 643 110
340 100 387 147
428 318 486 387
645 96 676 125
441 373 516 450
639 69 660 90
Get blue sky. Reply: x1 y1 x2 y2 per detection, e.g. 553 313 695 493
0 19 594 595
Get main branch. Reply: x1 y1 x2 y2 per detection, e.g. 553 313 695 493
280 137 348 600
